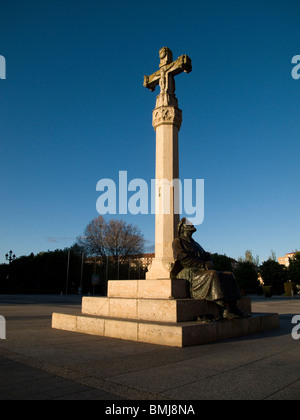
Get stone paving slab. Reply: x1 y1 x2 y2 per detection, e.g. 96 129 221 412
0 357 119 400
0 294 299 400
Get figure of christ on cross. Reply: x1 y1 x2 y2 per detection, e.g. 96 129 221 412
144 47 192 108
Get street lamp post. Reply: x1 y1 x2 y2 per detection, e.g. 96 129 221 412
5 251 16 292
66 250 70 295
79 252 84 295
5 250 16 264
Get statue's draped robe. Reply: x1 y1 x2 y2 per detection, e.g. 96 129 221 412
172 237 241 302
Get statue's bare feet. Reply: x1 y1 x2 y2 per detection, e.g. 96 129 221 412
223 309 240 320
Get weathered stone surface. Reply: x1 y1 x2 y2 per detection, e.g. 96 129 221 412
107 279 189 299
81 296 252 323
52 312 279 348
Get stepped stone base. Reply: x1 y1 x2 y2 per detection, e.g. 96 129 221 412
52 312 279 347
52 279 279 348
81 296 251 323
107 279 189 299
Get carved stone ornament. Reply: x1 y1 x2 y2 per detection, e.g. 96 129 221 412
153 106 182 130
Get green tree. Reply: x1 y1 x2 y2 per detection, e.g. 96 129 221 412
2 249 95 294
211 253 233 271
233 261 258 293
287 252 300 284
259 260 287 294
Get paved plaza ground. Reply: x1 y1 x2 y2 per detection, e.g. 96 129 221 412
0 294 299 400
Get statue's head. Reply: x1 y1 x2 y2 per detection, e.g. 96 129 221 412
177 217 197 238
159 47 173 67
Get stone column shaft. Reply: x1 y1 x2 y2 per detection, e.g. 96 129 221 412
146 105 182 279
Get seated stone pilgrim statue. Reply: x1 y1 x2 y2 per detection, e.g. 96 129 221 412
171 218 248 320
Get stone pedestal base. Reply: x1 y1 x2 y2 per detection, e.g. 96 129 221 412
52 279 279 348
107 278 189 299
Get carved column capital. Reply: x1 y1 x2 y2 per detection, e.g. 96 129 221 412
153 106 182 130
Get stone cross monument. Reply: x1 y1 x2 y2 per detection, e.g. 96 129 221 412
52 48 279 347
144 47 192 279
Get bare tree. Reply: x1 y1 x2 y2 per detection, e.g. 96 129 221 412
77 215 106 257
269 249 277 262
77 216 145 259
240 249 259 267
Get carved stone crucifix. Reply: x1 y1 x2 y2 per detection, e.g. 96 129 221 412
144 47 192 108
144 48 192 280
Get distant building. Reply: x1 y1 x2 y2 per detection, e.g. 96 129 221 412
135 253 155 269
278 252 298 267
85 253 155 270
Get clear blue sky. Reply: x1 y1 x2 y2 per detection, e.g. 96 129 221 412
0 0 299 264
